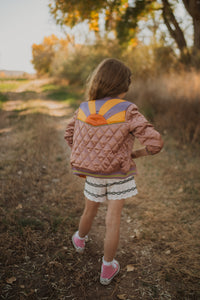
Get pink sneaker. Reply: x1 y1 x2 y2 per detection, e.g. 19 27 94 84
72 231 88 253
100 259 120 285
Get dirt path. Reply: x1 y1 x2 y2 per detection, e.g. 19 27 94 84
15 78 54 93
0 79 200 299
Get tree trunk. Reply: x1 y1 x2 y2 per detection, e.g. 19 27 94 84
194 18 200 49
182 0 200 50
162 0 187 54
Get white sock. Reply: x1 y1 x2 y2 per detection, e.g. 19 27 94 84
76 231 85 240
103 257 114 266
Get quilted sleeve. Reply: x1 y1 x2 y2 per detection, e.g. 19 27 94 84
64 110 78 148
126 104 164 155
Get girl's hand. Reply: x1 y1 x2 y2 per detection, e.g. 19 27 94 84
131 148 148 159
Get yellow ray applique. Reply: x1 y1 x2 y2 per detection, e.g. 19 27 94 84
88 100 96 115
99 99 124 116
77 108 87 121
107 111 126 124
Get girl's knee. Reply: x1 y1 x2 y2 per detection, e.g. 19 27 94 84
105 212 121 229
105 200 124 227
84 202 99 218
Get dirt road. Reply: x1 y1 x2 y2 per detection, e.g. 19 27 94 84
0 79 199 299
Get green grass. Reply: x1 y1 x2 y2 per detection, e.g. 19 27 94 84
46 89 70 100
0 82 20 92
0 77 28 81
45 86 83 109
0 93 8 102
0 79 29 92
0 92 8 109
41 84 61 92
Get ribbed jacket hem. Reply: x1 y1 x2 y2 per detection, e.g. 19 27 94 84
72 167 137 179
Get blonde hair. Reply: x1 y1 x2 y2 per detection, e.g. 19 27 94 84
85 58 132 100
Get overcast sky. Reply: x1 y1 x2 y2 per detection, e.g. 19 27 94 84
0 0 65 73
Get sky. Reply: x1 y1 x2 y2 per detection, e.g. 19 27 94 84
0 0 65 73
0 0 192 74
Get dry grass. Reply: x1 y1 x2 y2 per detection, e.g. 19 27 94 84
123 138 200 299
0 78 200 299
127 71 200 146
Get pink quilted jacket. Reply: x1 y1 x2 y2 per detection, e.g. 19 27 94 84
65 98 163 178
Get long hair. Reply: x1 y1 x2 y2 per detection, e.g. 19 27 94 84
85 58 132 100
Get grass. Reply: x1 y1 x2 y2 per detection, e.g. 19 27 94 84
0 93 8 109
0 82 20 92
43 83 83 109
0 77 28 81
41 83 61 92
0 79 30 92
126 71 200 147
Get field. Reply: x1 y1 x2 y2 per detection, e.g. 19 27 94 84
0 78 200 299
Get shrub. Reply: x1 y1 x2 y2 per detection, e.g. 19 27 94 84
127 71 200 145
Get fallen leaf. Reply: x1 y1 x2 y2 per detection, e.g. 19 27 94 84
133 229 141 238
6 277 16 284
117 294 127 300
16 203 22 210
178 187 183 193
126 264 135 272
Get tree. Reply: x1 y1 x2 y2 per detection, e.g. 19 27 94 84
161 0 200 62
162 0 187 54
49 0 156 40
182 0 200 50
31 34 69 75
49 0 200 61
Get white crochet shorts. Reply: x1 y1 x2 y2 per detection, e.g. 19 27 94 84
84 175 138 203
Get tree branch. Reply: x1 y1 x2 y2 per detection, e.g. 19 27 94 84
162 0 187 52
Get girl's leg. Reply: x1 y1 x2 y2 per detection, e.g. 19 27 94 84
104 199 125 262
78 197 100 238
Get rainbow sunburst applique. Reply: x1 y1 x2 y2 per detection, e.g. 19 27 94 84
77 98 131 126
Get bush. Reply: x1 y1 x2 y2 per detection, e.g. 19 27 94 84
51 38 123 85
126 71 200 145
49 38 199 146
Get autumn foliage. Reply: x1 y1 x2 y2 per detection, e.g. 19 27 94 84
31 34 69 75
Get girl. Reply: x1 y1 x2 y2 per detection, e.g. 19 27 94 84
65 58 163 285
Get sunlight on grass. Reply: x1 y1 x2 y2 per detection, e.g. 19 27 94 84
0 82 20 92
2 99 73 117
0 78 28 81
0 80 29 92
